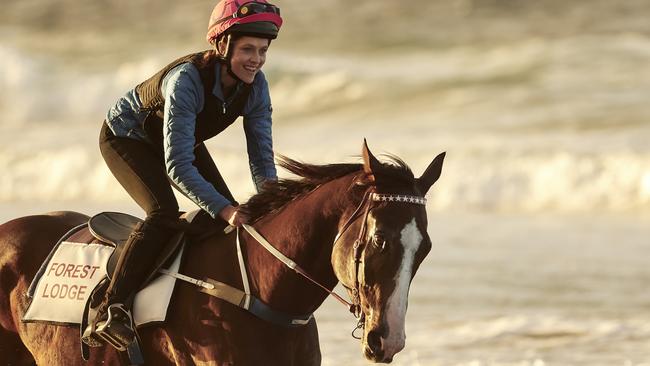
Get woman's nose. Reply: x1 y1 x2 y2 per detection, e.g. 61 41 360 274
252 51 264 65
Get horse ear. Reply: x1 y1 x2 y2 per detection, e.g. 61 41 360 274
416 152 446 195
362 139 381 183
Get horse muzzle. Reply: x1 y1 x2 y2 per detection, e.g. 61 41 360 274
363 328 404 363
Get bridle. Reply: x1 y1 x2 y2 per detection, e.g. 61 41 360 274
330 186 428 336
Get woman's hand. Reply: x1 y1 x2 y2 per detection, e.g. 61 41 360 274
218 205 249 228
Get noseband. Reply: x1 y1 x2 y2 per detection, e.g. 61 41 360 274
333 188 428 322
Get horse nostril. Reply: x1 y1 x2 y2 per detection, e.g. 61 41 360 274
367 330 382 350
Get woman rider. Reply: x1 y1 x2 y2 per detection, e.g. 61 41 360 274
82 0 282 348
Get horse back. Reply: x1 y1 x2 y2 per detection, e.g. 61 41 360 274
0 211 89 330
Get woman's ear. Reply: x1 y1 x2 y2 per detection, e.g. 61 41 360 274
215 35 230 57
216 38 225 55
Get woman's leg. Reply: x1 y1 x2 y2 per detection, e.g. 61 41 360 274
99 123 179 223
85 123 180 347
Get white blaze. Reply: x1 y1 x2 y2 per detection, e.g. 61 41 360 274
382 218 422 355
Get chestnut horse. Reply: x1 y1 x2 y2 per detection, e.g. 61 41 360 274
0 141 445 365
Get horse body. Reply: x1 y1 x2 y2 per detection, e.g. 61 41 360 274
0 142 444 365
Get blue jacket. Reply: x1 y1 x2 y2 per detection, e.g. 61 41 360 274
105 62 276 219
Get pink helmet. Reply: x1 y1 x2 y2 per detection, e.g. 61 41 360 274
206 0 283 44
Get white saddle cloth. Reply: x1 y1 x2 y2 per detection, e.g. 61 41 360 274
23 241 182 327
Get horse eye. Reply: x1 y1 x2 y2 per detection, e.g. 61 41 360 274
372 232 387 251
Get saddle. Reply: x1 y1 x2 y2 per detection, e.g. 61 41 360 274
88 212 181 284
75 212 180 362
77 210 224 363
79 210 224 284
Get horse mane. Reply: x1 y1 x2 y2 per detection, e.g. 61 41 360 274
242 154 414 222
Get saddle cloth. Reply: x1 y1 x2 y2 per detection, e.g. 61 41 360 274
22 219 185 327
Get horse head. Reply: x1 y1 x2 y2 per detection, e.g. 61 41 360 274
331 140 445 363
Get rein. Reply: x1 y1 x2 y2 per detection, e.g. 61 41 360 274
240 224 353 309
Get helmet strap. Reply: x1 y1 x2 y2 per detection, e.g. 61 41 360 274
222 34 232 59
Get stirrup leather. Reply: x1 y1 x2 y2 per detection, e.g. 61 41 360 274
95 304 136 352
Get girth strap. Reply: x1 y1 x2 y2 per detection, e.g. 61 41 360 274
198 279 247 307
199 278 313 327
161 270 312 327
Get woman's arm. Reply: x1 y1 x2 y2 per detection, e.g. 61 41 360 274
243 73 277 191
161 63 233 219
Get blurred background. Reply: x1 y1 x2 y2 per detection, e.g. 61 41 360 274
1 0 649 365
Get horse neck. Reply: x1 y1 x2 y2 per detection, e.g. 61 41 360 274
246 174 356 314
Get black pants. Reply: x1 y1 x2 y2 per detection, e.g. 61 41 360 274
99 122 235 228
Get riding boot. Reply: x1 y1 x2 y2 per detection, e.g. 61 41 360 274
82 220 172 349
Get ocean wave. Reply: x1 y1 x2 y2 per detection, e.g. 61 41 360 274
1 39 649 214
4 31 650 132
0 45 163 126
429 150 650 213
0 138 648 214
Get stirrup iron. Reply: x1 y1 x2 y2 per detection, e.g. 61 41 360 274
95 304 136 352
81 325 105 348
81 305 105 348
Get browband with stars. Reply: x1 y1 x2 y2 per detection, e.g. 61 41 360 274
370 193 427 205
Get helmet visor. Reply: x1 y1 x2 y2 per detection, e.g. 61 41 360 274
214 1 280 26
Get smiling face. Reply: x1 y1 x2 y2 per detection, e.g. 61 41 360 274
226 35 269 84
